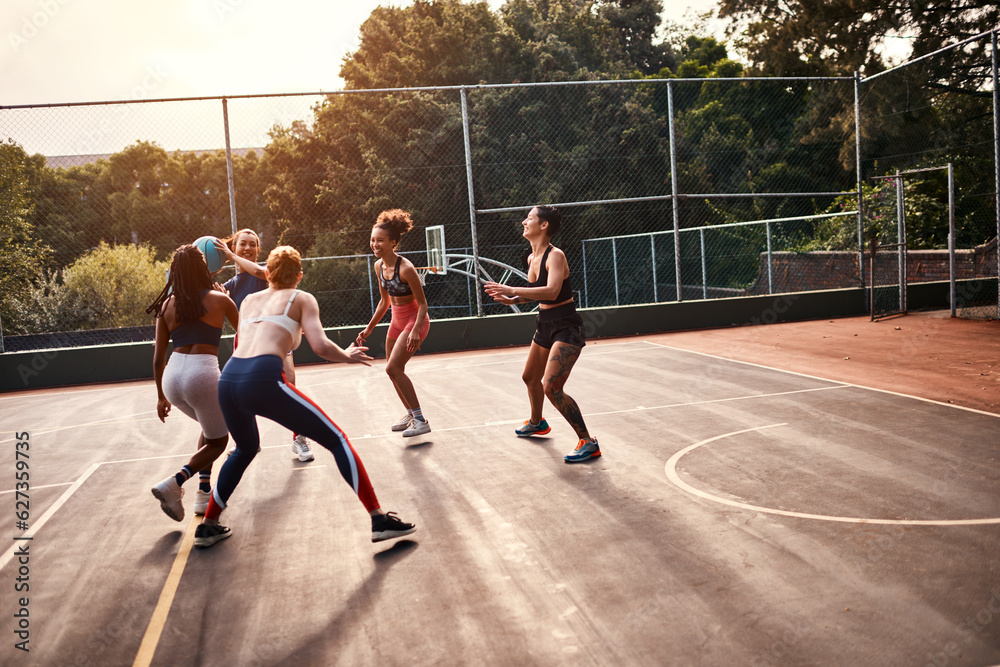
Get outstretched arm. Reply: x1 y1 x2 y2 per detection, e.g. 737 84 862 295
215 239 266 279
299 292 373 365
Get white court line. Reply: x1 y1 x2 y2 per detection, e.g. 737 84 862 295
0 411 158 446
665 423 1000 526
645 340 1000 419
303 344 642 389
0 481 72 496
584 385 846 418
0 463 102 572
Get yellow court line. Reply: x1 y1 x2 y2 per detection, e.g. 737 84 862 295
133 517 200 667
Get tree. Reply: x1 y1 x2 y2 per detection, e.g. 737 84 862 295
341 0 526 88
0 140 52 334
61 242 169 330
10 242 169 333
716 0 998 79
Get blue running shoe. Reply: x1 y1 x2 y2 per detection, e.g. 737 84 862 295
564 438 601 463
515 418 551 437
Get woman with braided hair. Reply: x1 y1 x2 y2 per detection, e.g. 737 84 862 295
147 244 239 520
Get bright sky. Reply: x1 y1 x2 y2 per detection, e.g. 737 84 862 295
2 0 720 156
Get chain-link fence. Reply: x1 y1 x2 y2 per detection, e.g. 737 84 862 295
2 31 998 353
860 31 999 319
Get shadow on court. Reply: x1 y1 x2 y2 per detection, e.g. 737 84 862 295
0 321 998 666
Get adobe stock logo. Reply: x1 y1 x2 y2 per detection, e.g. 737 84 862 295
8 0 73 53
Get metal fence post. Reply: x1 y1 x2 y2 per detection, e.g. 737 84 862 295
948 163 956 317
667 80 682 302
651 234 659 302
460 87 483 317
993 30 999 317
367 255 375 316
896 171 906 313
700 228 707 300
581 240 589 308
612 238 620 306
766 221 773 294
222 98 238 235
855 71 866 301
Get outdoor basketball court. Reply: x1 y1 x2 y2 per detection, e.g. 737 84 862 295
1 328 999 666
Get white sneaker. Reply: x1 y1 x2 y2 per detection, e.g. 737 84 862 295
391 413 413 432
292 435 314 462
402 419 431 438
151 477 185 522
194 489 211 516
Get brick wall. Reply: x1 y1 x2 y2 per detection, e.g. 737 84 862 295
746 238 997 295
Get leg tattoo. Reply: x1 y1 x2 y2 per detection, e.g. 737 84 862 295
544 345 589 439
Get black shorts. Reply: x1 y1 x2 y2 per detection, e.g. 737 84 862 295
532 302 586 349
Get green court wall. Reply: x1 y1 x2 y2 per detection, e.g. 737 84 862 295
1 284 952 393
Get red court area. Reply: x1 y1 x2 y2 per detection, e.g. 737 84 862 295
1 310 999 666
659 310 1000 415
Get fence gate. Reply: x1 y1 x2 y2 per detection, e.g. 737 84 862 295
869 172 907 320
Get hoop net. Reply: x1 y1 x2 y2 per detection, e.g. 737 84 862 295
415 266 439 286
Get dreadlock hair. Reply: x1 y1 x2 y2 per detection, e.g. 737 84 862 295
373 209 414 244
145 245 214 321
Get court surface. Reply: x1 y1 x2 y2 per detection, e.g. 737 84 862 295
1 314 999 666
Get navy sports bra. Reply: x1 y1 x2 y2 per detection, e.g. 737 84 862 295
528 246 574 305
380 257 413 297
170 290 223 347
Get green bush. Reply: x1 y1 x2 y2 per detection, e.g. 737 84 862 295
11 242 169 333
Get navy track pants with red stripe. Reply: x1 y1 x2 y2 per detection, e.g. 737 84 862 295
210 354 379 515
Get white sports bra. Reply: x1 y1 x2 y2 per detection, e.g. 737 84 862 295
241 290 301 337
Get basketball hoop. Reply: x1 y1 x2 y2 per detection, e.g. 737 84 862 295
415 266 439 286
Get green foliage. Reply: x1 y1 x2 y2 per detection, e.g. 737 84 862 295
803 177 953 252
61 242 169 328
0 140 52 334
9 270 92 334
14 242 170 333
716 0 998 79
7 0 995 338
342 0 674 89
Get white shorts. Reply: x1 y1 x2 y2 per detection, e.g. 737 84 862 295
162 353 228 440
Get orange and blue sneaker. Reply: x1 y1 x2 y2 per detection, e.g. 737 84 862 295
515 418 551 437
564 437 600 463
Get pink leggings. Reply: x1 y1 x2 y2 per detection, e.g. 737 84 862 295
387 300 430 341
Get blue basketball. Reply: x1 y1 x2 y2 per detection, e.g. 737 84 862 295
193 236 224 274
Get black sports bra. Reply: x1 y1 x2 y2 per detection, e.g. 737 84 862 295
528 246 573 305
380 257 413 297
170 290 222 347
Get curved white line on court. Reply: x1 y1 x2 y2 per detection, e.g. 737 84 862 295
665 423 1000 526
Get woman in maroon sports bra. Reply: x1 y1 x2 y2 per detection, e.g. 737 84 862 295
484 205 600 463
356 209 432 438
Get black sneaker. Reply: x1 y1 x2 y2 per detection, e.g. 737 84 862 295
194 523 232 548
371 512 416 543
